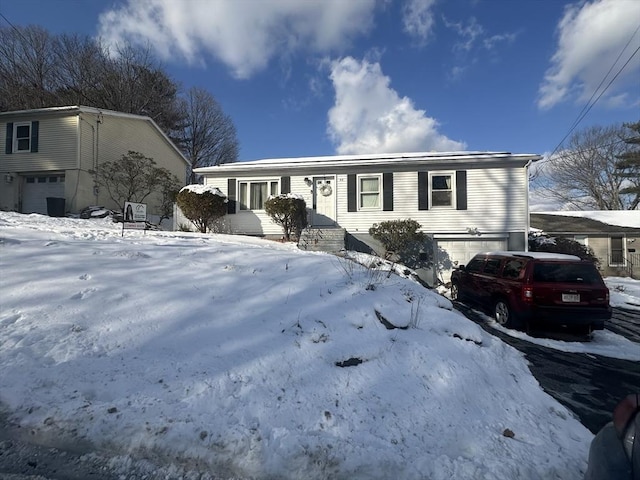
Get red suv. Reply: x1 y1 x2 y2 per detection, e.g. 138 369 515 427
450 251 611 332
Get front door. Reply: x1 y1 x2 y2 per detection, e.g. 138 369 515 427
312 176 336 226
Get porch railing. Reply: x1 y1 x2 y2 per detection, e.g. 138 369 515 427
608 252 640 279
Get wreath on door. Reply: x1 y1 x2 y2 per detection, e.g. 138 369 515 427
319 183 333 196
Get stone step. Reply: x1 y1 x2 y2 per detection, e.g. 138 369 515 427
298 228 346 253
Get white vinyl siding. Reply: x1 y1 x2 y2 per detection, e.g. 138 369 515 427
199 165 528 237
337 168 527 234
2 115 77 172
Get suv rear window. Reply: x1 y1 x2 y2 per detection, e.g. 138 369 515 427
532 262 601 284
502 259 526 279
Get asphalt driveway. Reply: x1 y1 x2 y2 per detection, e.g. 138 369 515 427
453 303 640 434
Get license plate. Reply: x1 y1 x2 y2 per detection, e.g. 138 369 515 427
562 293 580 303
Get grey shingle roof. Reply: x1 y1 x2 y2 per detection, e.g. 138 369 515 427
530 213 640 234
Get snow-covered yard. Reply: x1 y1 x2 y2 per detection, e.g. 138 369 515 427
0 212 637 479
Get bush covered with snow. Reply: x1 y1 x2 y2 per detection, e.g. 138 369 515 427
176 185 227 233
529 231 599 265
265 194 308 241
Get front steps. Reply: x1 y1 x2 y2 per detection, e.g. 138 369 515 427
298 227 346 253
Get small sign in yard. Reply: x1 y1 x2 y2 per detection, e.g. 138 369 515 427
122 202 147 236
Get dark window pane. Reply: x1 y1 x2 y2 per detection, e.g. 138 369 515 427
17 139 30 151
502 259 525 279
533 263 600 284
432 191 452 206
37 177 46 183
611 236 624 264
16 125 30 137
26 177 35 183
49 177 57 183
432 175 451 190
466 258 484 273
484 258 502 275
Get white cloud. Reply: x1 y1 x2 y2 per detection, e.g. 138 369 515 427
327 57 466 154
98 0 377 79
402 0 438 44
538 0 640 110
441 16 518 80
443 16 484 53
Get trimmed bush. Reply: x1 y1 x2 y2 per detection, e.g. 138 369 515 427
176 186 227 233
369 219 426 261
265 195 308 241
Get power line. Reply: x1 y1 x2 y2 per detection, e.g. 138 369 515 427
547 25 640 161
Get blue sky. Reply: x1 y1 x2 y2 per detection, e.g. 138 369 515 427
1 0 639 161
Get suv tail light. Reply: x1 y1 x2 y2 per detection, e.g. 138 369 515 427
522 286 533 303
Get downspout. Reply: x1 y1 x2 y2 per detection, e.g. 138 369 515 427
524 158 535 252
77 114 95 211
94 112 103 203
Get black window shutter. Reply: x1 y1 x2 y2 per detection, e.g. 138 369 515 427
418 171 429 210
5 122 13 154
456 170 467 210
281 176 290 194
347 174 357 212
227 178 236 214
30 121 39 153
383 172 393 211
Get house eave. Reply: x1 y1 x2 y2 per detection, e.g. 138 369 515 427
195 151 542 175
1 105 190 168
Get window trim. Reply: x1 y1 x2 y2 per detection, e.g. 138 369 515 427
237 179 279 211
428 171 456 209
13 122 32 153
357 174 382 211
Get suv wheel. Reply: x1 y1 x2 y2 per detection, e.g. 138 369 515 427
450 282 459 301
494 299 513 328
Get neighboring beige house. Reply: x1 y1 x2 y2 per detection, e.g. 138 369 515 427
530 212 640 279
1 106 189 217
193 151 541 285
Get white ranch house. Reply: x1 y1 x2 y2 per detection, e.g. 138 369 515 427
193 151 541 286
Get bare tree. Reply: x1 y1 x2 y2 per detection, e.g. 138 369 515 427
534 123 639 210
0 25 58 110
0 26 184 137
179 87 239 183
91 151 181 220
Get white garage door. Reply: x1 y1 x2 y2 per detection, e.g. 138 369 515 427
22 175 65 215
436 239 506 284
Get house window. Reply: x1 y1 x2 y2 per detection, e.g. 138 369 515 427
238 180 279 210
13 122 31 152
358 175 381 209
429 171 455 208
574 235 588 246
610 236 625 265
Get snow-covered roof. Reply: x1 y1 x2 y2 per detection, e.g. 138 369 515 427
195 151 542 174
532 211 640 229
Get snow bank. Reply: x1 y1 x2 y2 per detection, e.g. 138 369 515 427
0 212 594 479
